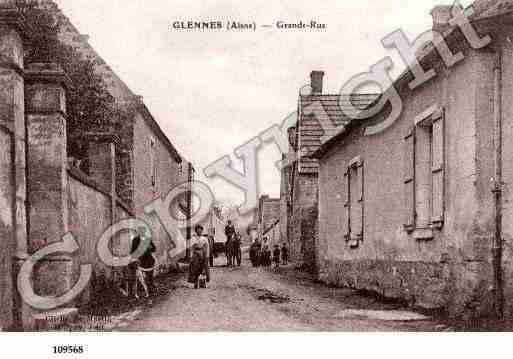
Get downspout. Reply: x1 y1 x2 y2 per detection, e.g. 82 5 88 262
492 49 504 319
110 142 117 234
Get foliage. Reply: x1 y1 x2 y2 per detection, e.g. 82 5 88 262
21 2 131 159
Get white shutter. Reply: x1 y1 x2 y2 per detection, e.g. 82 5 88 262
431 109 445 228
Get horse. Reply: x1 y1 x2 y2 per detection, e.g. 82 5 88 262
225 236 234 267
232 234 242 266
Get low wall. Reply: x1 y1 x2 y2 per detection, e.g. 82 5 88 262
318 257 495 319
67 168 132 305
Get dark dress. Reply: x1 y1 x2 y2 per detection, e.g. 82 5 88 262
273 248 281 266
281 246 289 264
250 242 262 267
130 236 156 293
131 236 156 269
188 246 205 286
225 224 236 240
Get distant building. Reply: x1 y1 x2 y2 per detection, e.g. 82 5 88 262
257 195 280 240
0 1 193 329
281 71 377 271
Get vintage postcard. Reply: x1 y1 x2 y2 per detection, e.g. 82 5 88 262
1 0 513 355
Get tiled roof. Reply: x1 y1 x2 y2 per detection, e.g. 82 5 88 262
310 0 511 161
297 93 379 174
471 0 513 19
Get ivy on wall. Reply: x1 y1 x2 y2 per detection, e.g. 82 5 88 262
21 1 133 163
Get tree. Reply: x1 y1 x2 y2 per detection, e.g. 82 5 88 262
22 3 128 161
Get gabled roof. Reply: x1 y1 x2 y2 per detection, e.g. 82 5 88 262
40 0 183 163
297 93 379 174
310 0 513 160
472 0 513 19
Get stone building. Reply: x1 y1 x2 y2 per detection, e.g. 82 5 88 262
281 71 376 271
0 1 192 330
312 0 513 319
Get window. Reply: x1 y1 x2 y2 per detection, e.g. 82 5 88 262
344 156 364 248
403 105 445 239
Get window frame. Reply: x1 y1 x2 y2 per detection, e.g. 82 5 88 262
404 104 445 240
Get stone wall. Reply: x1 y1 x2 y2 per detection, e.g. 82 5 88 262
259 196 280 237
317 48 497 318
0 126 14 329
497 35 513 318
279 160 291 246
264 220 281 249
67 172 124 304
289 173 318 270
132 113 188 269
0 15 25 329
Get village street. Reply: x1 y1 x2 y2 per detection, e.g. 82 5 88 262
114 258 449 331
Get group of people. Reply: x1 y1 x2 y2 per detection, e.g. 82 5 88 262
126 221 290 294
249 237 289 268
125 224 211 296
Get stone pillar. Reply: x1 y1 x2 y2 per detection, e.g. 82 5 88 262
85 134 118 192
25 63 73 306
0 5 27 330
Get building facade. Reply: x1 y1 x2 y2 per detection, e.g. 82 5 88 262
0 1 192 330
258 195 280 240
282 71 377 271
313 1 513 319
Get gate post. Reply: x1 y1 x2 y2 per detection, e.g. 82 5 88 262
25 63 73 326
0 4 28 330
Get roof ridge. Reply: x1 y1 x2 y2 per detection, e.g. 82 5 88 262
38 0 185 162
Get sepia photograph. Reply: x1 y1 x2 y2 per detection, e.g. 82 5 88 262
1 0 513 356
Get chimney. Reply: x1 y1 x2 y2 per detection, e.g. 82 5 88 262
430 5 453 33
310 71 324 94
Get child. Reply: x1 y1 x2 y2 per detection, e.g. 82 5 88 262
281 244 289 265
266 246 272 267
273 245 281 268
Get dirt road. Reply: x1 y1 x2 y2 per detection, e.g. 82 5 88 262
116 259 449 331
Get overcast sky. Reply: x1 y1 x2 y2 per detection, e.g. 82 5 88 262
53 0 472 207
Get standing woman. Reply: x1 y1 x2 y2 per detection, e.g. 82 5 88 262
188 225 211 288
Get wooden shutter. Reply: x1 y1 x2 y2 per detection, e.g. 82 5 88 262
404 128 415 231
431 109 445 228
344 169 351 241
352 161 364 242
150 137 156 187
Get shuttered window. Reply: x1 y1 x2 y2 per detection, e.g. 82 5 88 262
345 157 364 248
404 105 445 236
